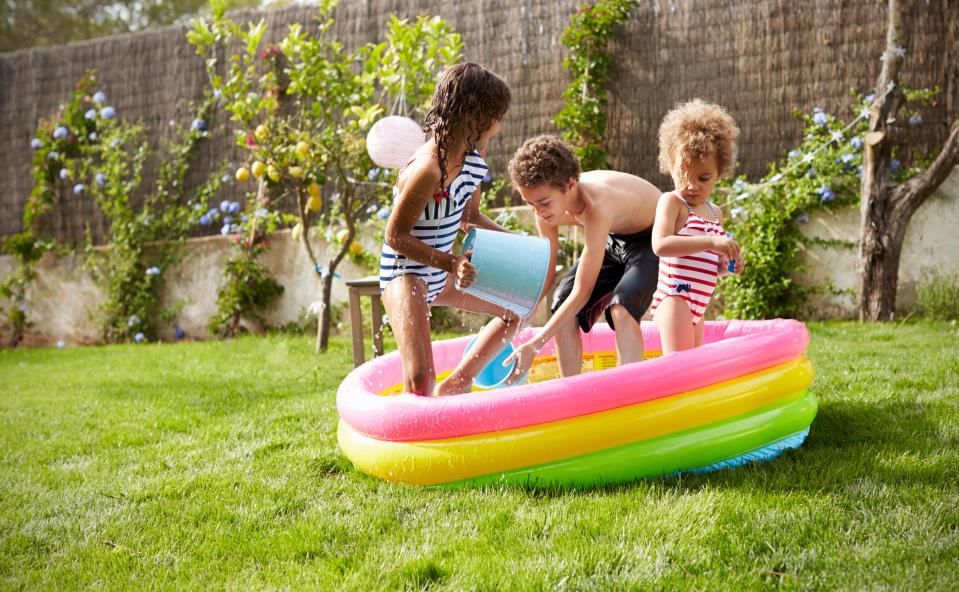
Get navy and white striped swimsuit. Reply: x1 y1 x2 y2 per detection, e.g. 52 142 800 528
379 151 488 305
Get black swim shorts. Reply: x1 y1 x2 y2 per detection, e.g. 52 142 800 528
551 229 659 332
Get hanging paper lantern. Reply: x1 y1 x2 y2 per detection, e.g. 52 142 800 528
366 116 425 169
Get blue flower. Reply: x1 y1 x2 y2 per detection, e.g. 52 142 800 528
93 91 107 104
788 149 800 159
891 159 901 173
731 206 746 219
376 207 390 220
482 173 492 183
199 215 211 226
59 168 69 180
228 201 242 214
865 93 876 103
30 138 42 150
850 136 864 149
241 215 248 223
812 110 828 127
128 315 141 326
53 126 68 139
213 89 222 100
733 179 748 193
368 168 381 180
100 106 116 119
88 132 97 141
817 186 836 203
255 208 269 218
175 327 186 340
84 109 97 120
134 332 145 343
145 266 161 276
191 118 207 131
47 151 60 160
366 205 377 215
840 153 855 164
806 168 817 178
220 174 229 183
223 216 233 225
220 224 231 236
219 200 231 213
909 115 923 126
796 214 809 224
95 173 106 187
73 184 85 195
207 208 220 220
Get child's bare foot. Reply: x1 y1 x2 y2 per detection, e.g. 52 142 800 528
434 373 473 396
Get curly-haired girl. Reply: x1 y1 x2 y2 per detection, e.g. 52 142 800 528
379 62 516 396
650 99 744 353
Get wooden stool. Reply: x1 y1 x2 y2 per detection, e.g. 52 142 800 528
345 275 384 367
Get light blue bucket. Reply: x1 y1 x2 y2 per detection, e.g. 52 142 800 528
461 228 550 318
463 335 528 389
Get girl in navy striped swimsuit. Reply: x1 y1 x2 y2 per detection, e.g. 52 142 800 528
381 63 519 396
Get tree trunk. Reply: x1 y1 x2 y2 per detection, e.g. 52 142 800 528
859 0 906 321
316 269 333 352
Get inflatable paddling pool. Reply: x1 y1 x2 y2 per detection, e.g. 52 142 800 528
337 319 816 488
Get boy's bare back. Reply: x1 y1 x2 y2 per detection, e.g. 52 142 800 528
563 170 660 235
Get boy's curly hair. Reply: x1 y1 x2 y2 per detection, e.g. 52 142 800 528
508 135 581 190
657 99 739 181
422 63 511 192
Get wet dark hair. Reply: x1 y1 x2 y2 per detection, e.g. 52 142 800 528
422 63 511 192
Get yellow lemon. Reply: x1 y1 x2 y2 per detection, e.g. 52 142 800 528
336 228 350 244
295 141 310 159
308 182 321 199
235 167 250 182
251 161 267 178
349 240 363 256
254 124 269 143
307 195 323 212
288 166 304 179
267 165 281 183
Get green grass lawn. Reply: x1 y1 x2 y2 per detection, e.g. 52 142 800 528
1 322 957 590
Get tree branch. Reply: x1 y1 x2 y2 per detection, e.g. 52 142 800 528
900 120 959 208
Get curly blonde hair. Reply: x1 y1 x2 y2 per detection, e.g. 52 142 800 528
508 135 581 190
657 99 739 181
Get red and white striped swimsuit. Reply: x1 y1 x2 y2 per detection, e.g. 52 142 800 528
650 194 725 325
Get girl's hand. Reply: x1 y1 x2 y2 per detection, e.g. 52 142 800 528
733 255 745 275
717 254 731 277
710 235 741 260
503 340 538 384
451 253 477 289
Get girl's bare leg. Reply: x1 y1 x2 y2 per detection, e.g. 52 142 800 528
431 278 521 395
382 276 436 396
653 296 695 355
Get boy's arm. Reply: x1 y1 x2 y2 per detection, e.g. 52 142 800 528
651 194 739 259
535 213 560 298
505 211 610 381
462 186 510 233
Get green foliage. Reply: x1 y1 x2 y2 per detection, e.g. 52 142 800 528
0 71 223 345
916 275 959 321
553 0 638 171
208 241 285 337
0 0 260 53
189 4 463 344
717 90 936 319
